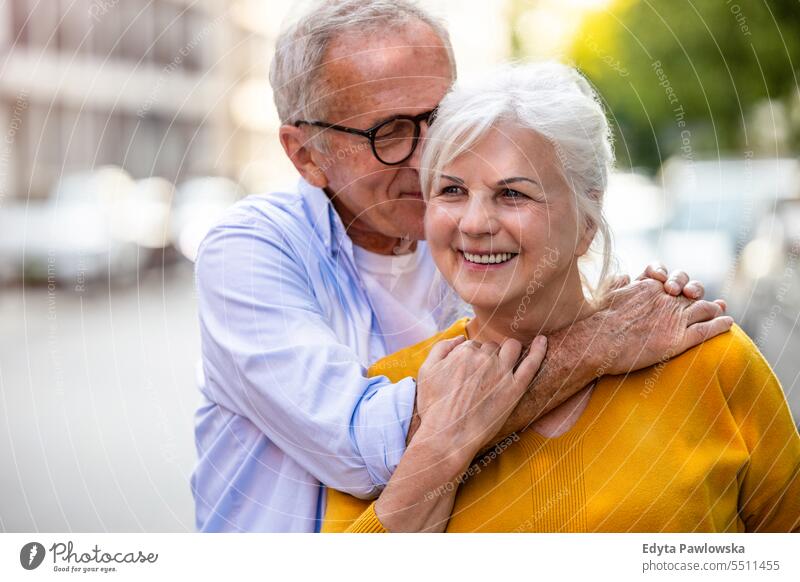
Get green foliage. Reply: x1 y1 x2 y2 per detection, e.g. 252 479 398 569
564 0 800 170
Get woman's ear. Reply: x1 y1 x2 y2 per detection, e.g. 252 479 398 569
279 125 328 189
575 190 601 257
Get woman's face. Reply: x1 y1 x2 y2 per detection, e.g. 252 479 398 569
424 123 594 314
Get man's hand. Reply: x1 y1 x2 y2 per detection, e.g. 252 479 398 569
607 263 714 302
488 264 732 440
591 277 732 376
408 263 731 445
636 262 713 301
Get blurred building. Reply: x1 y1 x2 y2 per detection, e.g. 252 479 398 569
0 0 514 204
0 0 300 201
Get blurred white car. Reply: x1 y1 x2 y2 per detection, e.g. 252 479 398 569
0 168 246 286
730 198 800 424
169 177 244 262
0 166 141 286
121 177 175 250
657 156 800 298
602 171 666 278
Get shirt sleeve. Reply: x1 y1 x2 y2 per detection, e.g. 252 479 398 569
719 327 800 532
195 209 414 499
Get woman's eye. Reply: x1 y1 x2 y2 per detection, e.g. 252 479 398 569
502 188 526 199
441 185 464 196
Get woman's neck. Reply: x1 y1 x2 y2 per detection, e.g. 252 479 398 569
466 265 595 345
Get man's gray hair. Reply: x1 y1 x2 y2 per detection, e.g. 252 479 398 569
269 0 456 125
420 62 616 300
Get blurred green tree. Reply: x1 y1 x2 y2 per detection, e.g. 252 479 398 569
530 0 800 170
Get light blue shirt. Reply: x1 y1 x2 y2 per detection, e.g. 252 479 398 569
191 179 456 532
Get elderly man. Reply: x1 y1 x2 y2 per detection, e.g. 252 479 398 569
191 0 730 532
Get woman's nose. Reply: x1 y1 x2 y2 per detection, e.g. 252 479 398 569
459 195 496 237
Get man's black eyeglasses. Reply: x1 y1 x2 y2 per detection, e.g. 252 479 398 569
294 108 438 166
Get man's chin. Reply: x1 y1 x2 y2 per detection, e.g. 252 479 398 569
389 216 425 241
406 226 425 241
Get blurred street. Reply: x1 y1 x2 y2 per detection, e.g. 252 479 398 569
0 264 199 531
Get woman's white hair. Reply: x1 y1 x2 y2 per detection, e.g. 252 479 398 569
269 0 456 126
420 62 616 300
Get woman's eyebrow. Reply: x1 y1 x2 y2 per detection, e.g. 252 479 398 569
441 174 465 185
496 176 539 187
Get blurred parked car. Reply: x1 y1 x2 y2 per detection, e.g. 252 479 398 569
122 177 175 251
0 168 244 287
169 177 244 262
657 156 800 298
0 166 141 286
602 171 666 278
730 198 800 424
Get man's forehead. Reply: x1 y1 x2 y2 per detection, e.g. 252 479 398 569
319 23 453 123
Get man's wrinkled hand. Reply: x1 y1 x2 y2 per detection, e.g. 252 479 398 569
635 261 720 303
592 277 733 376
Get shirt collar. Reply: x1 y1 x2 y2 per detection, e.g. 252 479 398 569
298 178 353 258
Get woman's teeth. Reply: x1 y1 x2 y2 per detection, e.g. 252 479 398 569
462 251 517 265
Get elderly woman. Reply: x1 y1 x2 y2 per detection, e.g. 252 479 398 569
322 62 800 533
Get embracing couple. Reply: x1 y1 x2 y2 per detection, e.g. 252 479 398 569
191 0 800 533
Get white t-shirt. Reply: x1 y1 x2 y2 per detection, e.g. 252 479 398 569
352 241 469 355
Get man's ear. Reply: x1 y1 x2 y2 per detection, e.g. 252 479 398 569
279 125 328 189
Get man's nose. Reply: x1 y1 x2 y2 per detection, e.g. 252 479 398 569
459 195 497 237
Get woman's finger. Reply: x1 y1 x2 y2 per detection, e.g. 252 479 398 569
480 341 500 355
425 335 466 364
498 338 523 370
512 335 547 389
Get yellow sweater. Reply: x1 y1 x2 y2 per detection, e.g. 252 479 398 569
323 320 800 532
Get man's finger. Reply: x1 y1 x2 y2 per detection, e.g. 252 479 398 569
714 298 727 312
425 335 466 363
637 262 668 282
682 316 734 350
608 274 631 291
683 279 705 300
685 300 724 325
513 335 547 388
665 270 690 296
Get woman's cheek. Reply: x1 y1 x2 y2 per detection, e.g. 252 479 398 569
504 206 543 247
424 204 454 244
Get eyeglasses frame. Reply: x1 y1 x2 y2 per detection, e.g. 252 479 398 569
293 108 438 166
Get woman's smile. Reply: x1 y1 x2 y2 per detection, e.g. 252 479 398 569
458 249 519 270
